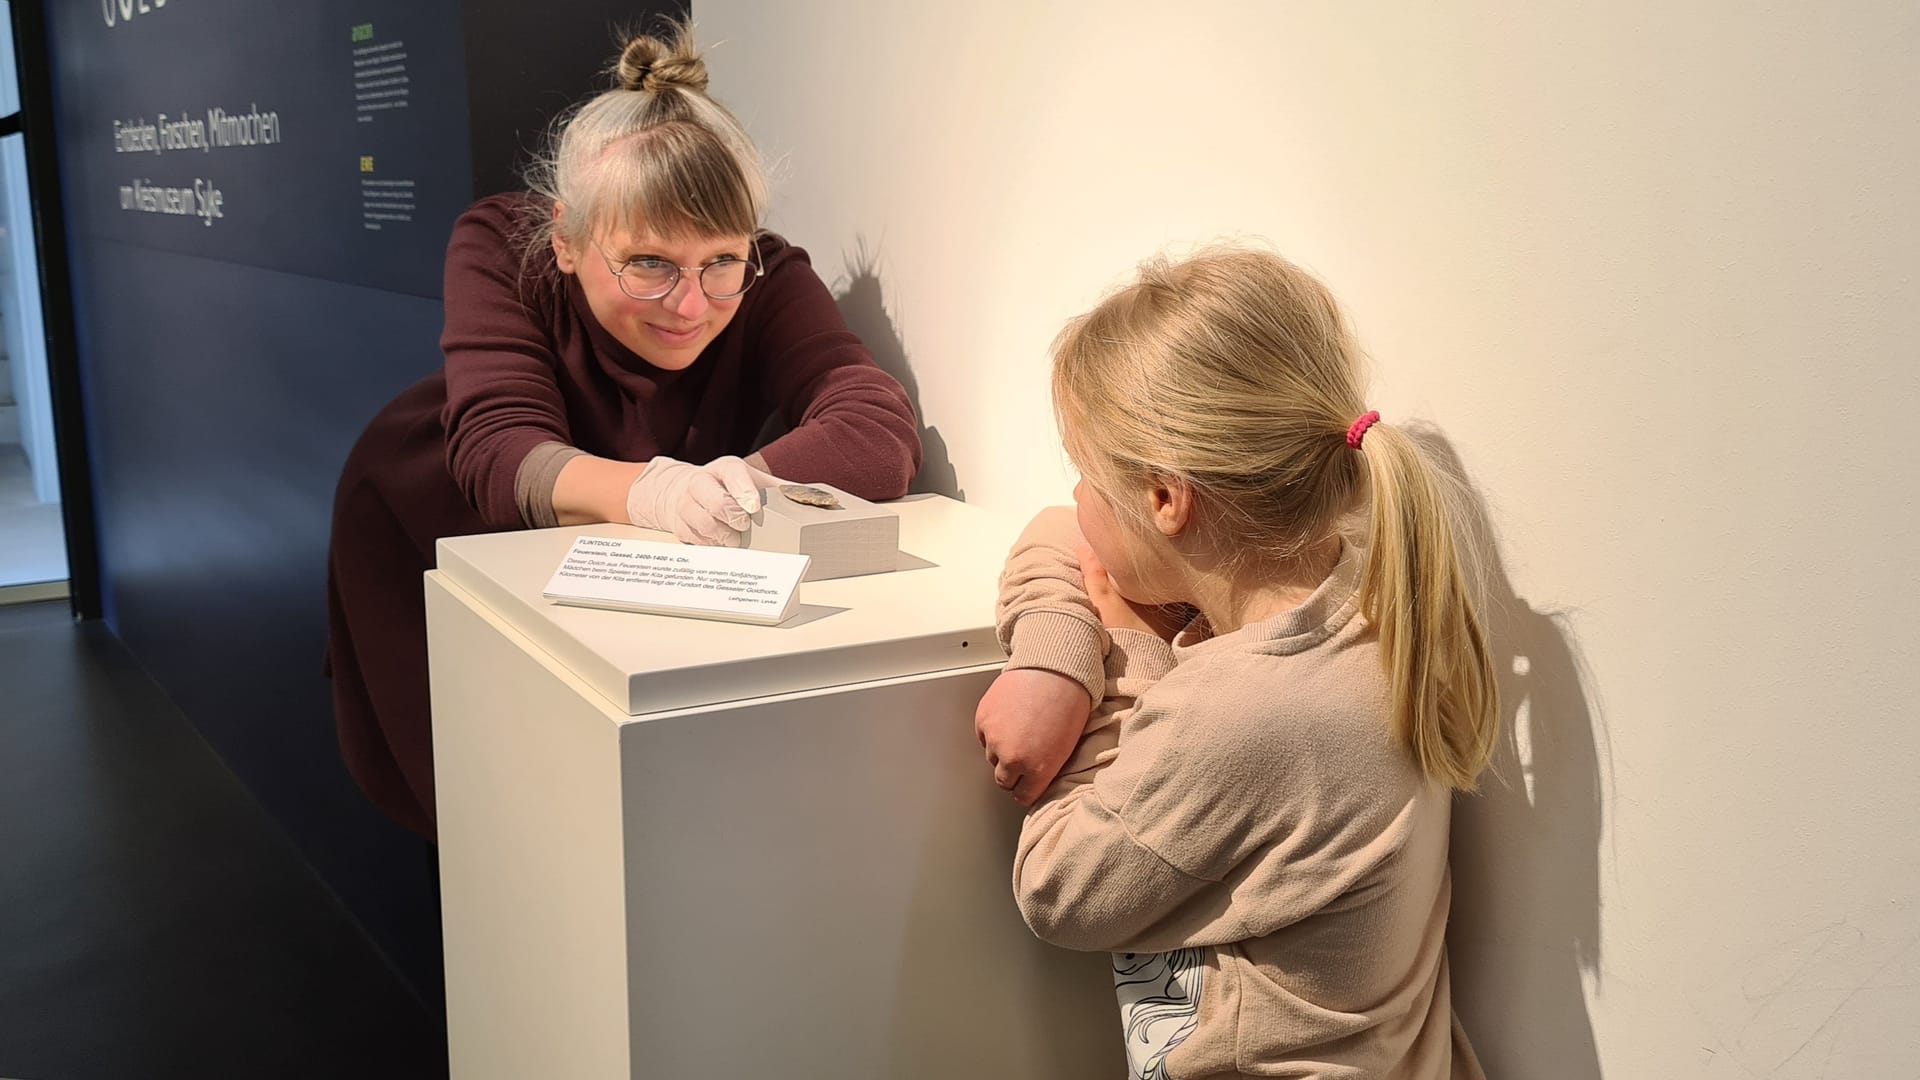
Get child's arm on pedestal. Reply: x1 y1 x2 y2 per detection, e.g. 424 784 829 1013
976 507 1108 806
1031 548 1186 798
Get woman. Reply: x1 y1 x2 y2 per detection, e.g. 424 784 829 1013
326 22 921 839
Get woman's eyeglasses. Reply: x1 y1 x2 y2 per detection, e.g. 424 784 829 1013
597 240 764 301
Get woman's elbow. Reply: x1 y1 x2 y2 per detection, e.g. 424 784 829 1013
868 385 923 500
847 422 919 501
877 443 918 500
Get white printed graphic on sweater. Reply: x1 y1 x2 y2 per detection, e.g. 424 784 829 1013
1113 947 1205 1080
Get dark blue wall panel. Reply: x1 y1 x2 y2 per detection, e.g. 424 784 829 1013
70 242 447 992
42 0 470 1003
43 0 683 1006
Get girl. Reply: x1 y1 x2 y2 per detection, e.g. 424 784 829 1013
328 21 921 838
983 248 1494 1077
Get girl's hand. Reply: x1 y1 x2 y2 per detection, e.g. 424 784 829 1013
1079 546 1188 642
974 669 1090 807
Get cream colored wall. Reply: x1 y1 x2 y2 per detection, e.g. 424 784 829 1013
705 2 1920 1075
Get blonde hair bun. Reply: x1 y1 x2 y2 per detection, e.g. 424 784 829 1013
615 30 709 93
523 16 766 264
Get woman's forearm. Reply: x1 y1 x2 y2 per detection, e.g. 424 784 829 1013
552 453 649 525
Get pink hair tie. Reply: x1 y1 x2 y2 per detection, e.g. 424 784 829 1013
1346 410 1381 449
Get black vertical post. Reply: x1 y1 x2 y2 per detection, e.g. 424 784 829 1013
11 0 100 619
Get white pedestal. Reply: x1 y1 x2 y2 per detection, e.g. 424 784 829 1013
426 495 1124 1079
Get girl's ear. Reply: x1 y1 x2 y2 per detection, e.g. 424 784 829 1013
1147 476 1194 538
551 202 578 274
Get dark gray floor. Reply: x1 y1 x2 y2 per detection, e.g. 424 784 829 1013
0 601 448 1079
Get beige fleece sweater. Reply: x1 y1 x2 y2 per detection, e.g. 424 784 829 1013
996 508 1484 1080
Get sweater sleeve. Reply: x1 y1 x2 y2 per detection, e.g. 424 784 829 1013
438 199 573 529
743 246 922 501
1039 628 1177 799
1013 670 1412 955
995 507 1109 706
1013 680 1232 954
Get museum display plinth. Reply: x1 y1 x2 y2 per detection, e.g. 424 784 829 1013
426 494 1124 1079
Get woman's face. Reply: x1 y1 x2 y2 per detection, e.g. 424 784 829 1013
554 221 752 371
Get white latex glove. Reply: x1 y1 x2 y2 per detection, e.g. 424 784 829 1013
625 455 780 546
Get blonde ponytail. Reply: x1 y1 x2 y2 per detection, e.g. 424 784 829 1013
1357 421 1499 791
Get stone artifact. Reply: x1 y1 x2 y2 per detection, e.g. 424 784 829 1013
778 484 844 510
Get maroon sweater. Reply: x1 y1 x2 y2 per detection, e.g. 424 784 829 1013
327 194 921 838
441 193 920 525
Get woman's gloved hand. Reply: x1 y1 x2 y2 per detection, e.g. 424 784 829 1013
625 455 780 546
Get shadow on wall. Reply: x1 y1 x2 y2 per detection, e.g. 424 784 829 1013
1412 426 1610 1080
832 237 965 501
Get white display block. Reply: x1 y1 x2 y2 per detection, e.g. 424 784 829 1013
427 495 1125 1080
744 482 901 582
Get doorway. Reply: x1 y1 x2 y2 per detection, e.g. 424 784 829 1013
0 0 70 605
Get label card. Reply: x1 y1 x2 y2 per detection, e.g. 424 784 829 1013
542 536 810 626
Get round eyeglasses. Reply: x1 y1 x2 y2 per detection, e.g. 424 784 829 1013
597 241 764 302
